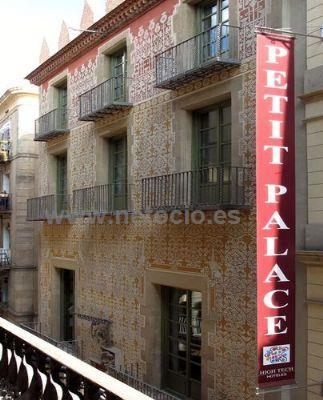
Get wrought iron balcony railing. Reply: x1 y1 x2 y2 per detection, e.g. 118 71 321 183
73 184 132 217
106 364 180 400
35 108 69 141
141 166 251 212
79 77 132 122
0 317 153 399
27 194 71 221
0 193 11 213
20 322 82 359
155 25 240 90
0 249 11 270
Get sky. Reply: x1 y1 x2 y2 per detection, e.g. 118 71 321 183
0 0 106 95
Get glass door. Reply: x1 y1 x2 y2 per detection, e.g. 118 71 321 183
111 48 127 102
60 269 75 341
200 1 218 62
56 154 68 215
58 85 68 129
162 287 202 400
199 0 229 62
194 103 231 205
109 136 127 211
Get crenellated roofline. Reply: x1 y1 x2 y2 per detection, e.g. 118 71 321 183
26 0 165 86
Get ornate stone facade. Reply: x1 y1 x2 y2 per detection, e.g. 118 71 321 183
31 1 271 399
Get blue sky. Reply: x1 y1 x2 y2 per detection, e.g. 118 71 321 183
0 0 105 95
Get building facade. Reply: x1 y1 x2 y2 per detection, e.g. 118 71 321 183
0 86 39 322
26 1 307 399
298 1 323 399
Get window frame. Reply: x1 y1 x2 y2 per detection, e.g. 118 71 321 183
161 286 202 400
108 133 128 211
192 100 232 171
196 0 230 58
109 47 127 102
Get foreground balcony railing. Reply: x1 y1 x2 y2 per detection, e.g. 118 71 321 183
0 317 153 399
35 108 69 141
79 77 132 122
155 25 240 90
0 249 11 270
0 193 11 213
73 184 132 217
27 194 70 221
142 166 251 212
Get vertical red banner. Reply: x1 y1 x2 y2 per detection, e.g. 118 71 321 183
256 33 295 387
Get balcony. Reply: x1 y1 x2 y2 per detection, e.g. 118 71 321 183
73 184 132 217
106 364 179 400
0 249 11 270
141 166 251 212
27 194 71 221
35 108 69 141
0 193 11 213
79 77 132 122
0 123 11 163
20 321 82 358
155 25 240 90
0 317 153 399
0 140 11 163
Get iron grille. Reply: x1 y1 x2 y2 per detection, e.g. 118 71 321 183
155 24 240 89
35 108 69 141
27 194 71 221
73 184 132 217
141 166 251 212
79 77 132 122
0 249 11 269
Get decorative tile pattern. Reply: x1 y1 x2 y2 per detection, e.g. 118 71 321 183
36 1 266 399
130 11 174 103
69 58 97 130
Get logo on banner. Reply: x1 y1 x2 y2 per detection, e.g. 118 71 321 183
263 345 291 366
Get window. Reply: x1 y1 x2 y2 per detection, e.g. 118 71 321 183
56 153 68 214
110 48 127 102
193 102 231 203
162 287 202 400
199 0 229 60
109 135 128 210
56 81 68 129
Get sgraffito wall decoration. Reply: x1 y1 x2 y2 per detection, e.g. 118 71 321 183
36 1 266 398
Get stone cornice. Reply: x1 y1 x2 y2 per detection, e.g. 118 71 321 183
0 86 38 107
297 250 323 266
26 0 165 86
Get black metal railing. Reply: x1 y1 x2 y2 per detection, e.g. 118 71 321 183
35 108 69 141
27 194 71 221
73 184 132 217
155 25 240 89
0 317 153 399
79 77 132 122
20 322 82 359
0 249 11 270
106 364 180 400
142 166 251 212
0 193 11 212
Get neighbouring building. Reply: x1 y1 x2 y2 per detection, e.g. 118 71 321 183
0 85 39 323
26 0 308 399
297 1 323 399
